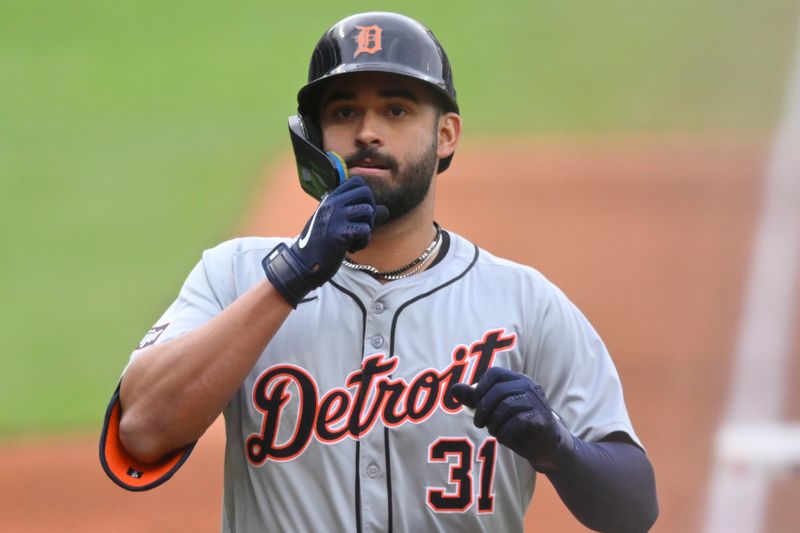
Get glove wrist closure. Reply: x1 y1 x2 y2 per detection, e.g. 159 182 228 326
262 243 317 308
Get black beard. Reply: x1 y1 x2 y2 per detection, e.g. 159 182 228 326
345 140 438 223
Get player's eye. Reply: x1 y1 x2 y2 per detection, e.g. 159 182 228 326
388 106 408 118
333 107 357 120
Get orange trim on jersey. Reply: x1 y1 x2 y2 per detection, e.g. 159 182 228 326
98 384 195 491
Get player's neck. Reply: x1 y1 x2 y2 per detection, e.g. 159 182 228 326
347 196 438 278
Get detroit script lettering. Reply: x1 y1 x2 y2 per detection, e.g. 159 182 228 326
246 329 516 465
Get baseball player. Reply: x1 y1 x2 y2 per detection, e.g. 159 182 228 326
100 12 658 532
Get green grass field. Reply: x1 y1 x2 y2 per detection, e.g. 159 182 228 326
1 0 797 436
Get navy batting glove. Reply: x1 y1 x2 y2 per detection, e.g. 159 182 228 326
262 176 389 307
450 367 576 472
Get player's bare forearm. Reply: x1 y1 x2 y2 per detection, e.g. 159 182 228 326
118 279 291 463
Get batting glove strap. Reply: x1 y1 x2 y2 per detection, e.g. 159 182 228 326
262 243 317 308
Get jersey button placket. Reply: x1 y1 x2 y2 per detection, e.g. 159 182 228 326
370 334 384 349
369 302 386 349
366 463 381 479
361 295 391 533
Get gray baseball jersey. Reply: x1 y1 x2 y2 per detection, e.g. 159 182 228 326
129 230 640 532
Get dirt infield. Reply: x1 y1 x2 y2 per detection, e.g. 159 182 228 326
3 134 797 532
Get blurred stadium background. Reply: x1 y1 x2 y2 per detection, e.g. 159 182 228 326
1 1 798 531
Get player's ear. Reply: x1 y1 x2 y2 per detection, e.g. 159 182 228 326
436 112 461 161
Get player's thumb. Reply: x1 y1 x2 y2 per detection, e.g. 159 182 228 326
449 383 477 409
374 205 390 226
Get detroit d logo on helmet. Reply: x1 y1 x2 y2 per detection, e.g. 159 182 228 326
354 24 382 57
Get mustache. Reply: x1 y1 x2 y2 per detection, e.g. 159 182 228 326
344 147 399 172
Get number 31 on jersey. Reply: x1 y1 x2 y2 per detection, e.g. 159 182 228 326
427 437 497 513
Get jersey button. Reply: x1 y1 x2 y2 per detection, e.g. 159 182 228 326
366 464 381 478
371 301 385 314
371 335 384 349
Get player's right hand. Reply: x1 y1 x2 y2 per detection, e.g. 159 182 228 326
262 176 389 307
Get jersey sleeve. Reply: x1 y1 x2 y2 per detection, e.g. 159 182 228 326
100 240 239 491
525 276 643 449
127 240 239 364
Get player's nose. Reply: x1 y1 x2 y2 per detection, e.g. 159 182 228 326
354 110 384 148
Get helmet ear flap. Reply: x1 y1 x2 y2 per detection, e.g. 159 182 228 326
300 113 323 150
288 115 348 200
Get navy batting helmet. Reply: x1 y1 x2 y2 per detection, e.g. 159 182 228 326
296 12 458 173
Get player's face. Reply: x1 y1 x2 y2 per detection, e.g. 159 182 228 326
319 73 459 222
